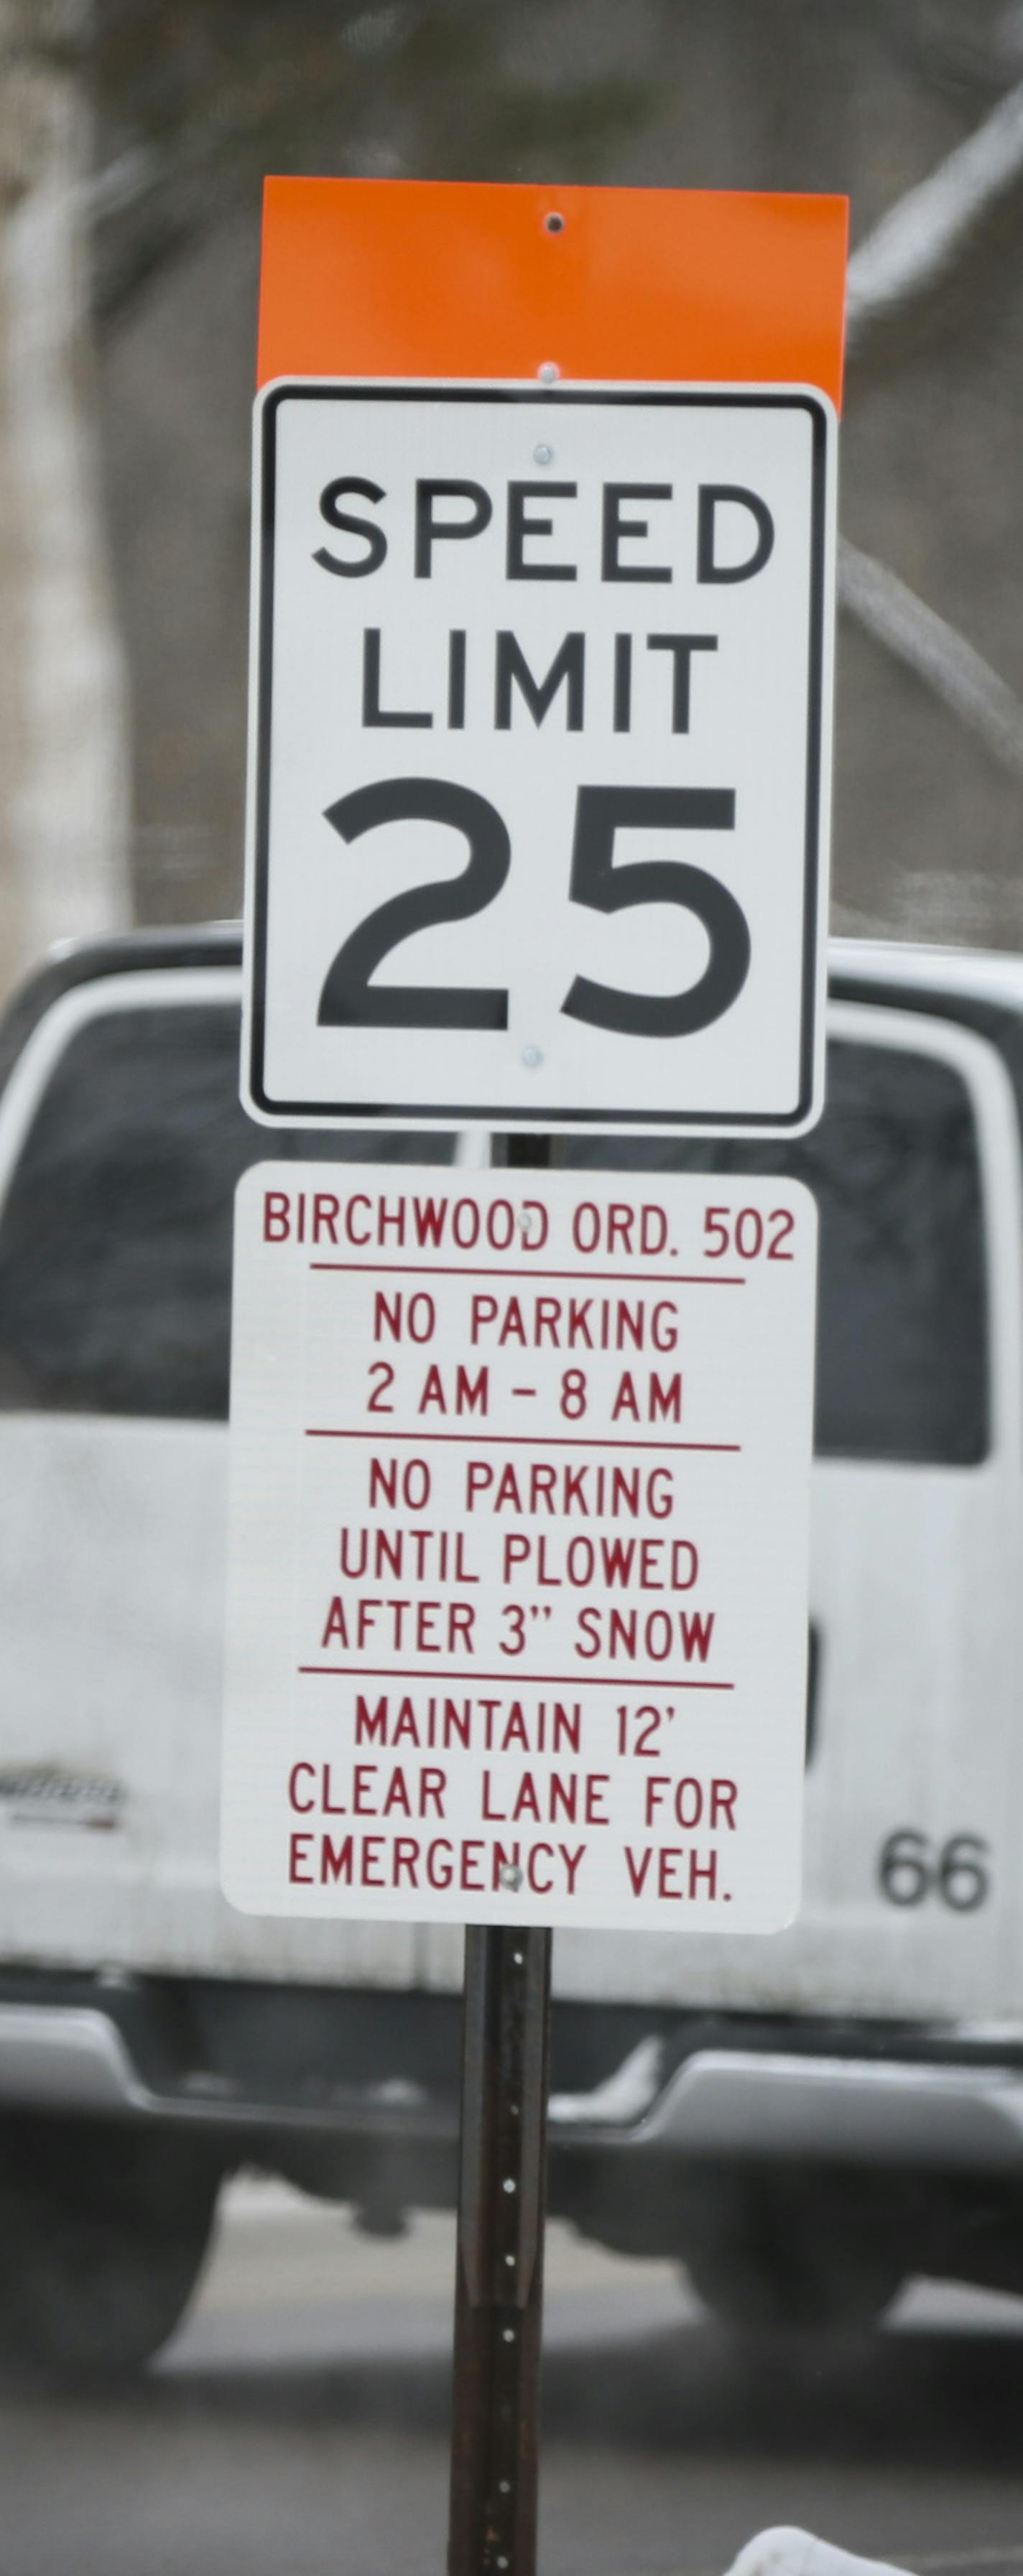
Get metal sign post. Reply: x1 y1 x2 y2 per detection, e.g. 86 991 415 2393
448 1129 552 2576
231 174 847 2576
449 1922 552 2576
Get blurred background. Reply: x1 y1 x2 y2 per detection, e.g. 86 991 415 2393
3 0 1023 994
7 13 1023 2576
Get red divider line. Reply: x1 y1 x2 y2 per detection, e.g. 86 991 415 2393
298 1665 734 1690
305 1429 740 1451
309 1263 744 1285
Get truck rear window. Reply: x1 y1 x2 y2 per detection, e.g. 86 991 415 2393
559 1038 989 1467
0 1005 989 1461
0 1002 456 1422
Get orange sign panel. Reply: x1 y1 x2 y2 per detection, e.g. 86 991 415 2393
257 178 847 408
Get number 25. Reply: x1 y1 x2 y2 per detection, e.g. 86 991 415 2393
317 779 750 1040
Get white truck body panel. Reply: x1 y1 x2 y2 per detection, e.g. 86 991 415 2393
0 942 1018 2027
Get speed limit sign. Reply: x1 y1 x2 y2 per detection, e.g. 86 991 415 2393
243 377 836 1134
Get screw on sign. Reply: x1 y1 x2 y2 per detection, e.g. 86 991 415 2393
232 177 846 2576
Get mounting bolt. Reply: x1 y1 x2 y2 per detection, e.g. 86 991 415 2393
500 1861 524 1890
521 1043 543 1069
503 2176 517 2194
537 360 560 383
533 442 554 466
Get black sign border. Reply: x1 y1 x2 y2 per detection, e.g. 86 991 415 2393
246 381 830 1131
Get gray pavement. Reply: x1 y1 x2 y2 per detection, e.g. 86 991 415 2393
4 2182 1023 2576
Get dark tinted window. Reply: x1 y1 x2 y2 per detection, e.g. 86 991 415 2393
557 1039 988 1466
0 1002 457 1420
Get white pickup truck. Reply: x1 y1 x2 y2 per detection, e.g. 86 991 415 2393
0 924 1019 2373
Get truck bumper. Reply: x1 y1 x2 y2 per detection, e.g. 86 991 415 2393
2 1999 1023 2180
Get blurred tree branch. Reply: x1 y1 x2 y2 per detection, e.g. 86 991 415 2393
847 72 1023 350
839 539 1023 780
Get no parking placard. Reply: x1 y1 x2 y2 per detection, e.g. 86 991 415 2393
221 1163 817 1932
244 378 836 1136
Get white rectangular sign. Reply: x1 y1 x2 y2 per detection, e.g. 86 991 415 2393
221 1165 817 1931
244 381 835 1135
